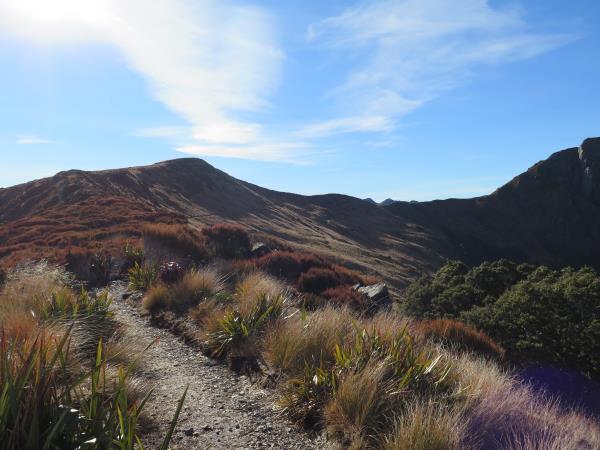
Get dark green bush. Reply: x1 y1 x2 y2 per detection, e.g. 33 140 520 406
403 260 600 380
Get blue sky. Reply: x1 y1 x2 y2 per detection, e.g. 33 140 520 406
0 0 598 201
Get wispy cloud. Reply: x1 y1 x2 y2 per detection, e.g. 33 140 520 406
308 0 578 134
0 0 295 161
177 141 312 165
295 115 394 138
15 134 56 145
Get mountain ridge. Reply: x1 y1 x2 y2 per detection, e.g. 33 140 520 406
1 138 599 291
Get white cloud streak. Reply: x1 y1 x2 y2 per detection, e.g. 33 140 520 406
15 134 56 145
295 115 394 138
0 0 580 156
308 0 578 132
0 0 293 160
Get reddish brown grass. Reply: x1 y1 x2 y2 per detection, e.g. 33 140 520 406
321 286 369 311
201 223 251 259
0 195 182 270
296 267 341 294
413 318 505 361
142 223 208 265
255 251 329 282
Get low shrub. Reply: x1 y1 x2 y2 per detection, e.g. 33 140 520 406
202 223 252 259
404 260 600 379
331 264 379 287
143 223 208 265
256 251 328 282
297 267 341 295
413 319 505 361
128 262 157 291
321 286 369 311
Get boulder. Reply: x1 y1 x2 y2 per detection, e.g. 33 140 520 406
354 282 391 309
251 242 271 257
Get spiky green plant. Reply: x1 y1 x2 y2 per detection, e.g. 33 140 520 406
204 293 283 358
128 263 157 292
0 327 186 450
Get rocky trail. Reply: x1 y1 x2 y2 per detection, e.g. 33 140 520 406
107 282 329 450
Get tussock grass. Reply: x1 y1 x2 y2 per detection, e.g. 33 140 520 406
0 260 75 320
235 272 286 314
143 268 224 313
383 400 466 450
201 292 285 360
0 260 186 449
446 353 600 450
264 307 355 376
325 361 403 447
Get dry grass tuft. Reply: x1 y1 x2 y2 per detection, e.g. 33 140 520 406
264 307 355 376
235 272 286 313
383 400 467 450
142 268 224 313
325 361 402 448
449 353 600 450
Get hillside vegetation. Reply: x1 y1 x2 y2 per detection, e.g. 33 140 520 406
403 259 600 381
2 137 600 294
0 261 185 450
119 223 600 449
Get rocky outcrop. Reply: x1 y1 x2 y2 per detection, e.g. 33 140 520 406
578 137 600 201
354 282 391 310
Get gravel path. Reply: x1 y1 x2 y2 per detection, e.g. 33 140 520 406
107 282 330 450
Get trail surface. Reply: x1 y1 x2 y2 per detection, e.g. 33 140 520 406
108 282 329 450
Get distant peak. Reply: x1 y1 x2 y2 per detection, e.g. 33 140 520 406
380 198 397 206
580 137 600 153
153 157 211 168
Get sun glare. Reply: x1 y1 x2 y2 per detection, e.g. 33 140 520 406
1 0 109 40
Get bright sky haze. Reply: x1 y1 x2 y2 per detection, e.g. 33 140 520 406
0 0 598 201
